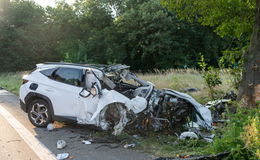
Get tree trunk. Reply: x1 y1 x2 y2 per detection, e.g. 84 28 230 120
237 0 260 107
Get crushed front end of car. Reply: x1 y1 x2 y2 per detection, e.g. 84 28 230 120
76 64 212 135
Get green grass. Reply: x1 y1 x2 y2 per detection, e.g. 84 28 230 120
135 133 209 157
0 72 28 95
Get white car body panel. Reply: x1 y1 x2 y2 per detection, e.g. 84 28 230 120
22 70 79 116
46 79 82 117
77 89 147 126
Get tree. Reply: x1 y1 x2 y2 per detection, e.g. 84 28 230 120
240 0 260 107
115 0 227 70
0 0 61 72
0 0 229 72
162 0 260 107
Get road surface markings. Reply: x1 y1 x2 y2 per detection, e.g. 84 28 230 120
0 104 56 160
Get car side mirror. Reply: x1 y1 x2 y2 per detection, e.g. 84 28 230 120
79 88 91 97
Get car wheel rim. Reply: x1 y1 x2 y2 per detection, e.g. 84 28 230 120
30 103 48 125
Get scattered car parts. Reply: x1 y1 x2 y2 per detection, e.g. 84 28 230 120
179 132 198 140
47 123 54 131
82 140 92 145
57 140 66 149
56 153 69 160
205 91 237 123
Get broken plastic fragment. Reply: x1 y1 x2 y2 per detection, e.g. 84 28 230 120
204 137 213 143
123 143 136 148
57 140 66 149
82 140 92 144
47 123 54 131
56 153 69 160
179 132 198 140
206 134 215 139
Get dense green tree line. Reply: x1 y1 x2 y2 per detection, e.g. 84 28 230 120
0 0 229 72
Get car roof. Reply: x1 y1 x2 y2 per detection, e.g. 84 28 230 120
42 62 108 70
37 62 130 73
36 62 106 78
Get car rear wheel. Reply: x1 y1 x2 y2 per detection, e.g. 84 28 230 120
28 99 52 127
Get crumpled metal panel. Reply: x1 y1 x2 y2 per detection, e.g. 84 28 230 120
74 65 213 135
163 89 212 130
76 89 147 135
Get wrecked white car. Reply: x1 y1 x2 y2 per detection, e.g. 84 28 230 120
19 63 212 135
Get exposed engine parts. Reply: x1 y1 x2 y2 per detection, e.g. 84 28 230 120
81 64 213 135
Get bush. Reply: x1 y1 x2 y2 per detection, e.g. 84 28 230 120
241 116 260 159
198 55 222 99
202 67 222 98
207 104 260 159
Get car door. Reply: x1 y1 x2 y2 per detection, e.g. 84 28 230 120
48 67 84 117
76 69 102 124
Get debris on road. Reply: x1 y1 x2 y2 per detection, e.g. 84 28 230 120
56 153 69 160
57 140 66 149
47 123 54 131
123 143 136 148
82 140 92 145
179 132 198 140
68 155 75 160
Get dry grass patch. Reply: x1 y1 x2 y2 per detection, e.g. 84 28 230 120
139 69 233 103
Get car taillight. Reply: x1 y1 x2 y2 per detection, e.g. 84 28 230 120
22 79 29 84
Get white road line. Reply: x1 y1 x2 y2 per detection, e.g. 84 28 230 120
0 104 56 160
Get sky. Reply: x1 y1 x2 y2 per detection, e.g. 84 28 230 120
33 0 75 7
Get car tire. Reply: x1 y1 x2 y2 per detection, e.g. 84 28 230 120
99 103 130 135
28 99 52 128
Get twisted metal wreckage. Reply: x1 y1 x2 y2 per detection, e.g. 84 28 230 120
73 64 216 136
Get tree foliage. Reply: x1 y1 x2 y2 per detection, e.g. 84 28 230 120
114 0 227 70
162 0 256 39
0 0 228 72
0 0 60 72
161 0 256 70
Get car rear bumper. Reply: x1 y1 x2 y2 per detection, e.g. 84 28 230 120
19 99 27 112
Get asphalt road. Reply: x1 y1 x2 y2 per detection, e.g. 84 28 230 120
0 89 154 160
